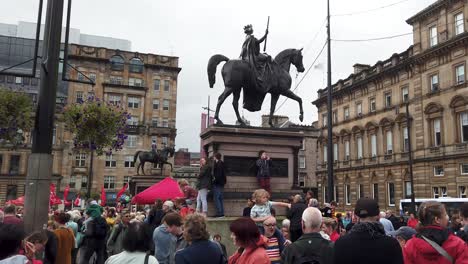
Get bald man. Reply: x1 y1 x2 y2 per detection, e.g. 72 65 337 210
281 207 334 264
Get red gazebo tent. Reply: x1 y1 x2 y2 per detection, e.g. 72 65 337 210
132 177 184 204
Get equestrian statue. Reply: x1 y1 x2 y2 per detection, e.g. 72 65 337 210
133 145 175 175
207 21 305 127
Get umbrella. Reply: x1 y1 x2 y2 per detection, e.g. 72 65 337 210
132 177 184 204
6 196 25 206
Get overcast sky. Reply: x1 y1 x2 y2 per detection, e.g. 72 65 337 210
2 0 435 151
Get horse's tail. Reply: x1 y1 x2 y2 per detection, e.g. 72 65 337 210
207 54 229 88
134 151 141 164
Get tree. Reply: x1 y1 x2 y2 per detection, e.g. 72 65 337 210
0 88 33 147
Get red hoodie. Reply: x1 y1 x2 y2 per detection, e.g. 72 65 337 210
403 226 468 264
229 235 271 264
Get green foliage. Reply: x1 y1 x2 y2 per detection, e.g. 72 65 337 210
63 97 129 156
0 88 33 146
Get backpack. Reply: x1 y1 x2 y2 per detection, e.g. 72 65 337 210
288 241 327 264
92 217 108 239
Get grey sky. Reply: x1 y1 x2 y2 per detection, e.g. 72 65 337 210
1 0 435 151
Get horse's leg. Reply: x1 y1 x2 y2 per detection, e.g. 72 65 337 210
232 88 245 126
136 157 140 175
269 94 280 127
141 161 146 175
280 90 304 122
214 88 233 124
160 163 163 176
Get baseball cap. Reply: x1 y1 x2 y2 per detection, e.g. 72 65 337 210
354 198 379 218
389 226 416 241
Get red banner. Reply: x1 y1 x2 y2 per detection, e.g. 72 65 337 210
63 185 70 202
100 186 106 206
74 194 80 207
116 183 128 201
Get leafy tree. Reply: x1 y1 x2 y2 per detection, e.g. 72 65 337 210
0 88 33 146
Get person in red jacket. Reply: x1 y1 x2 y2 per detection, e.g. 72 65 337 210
403 201 468 264
407 213 419 229
229 217 270 264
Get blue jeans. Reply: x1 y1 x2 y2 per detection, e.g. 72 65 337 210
213 185 225 216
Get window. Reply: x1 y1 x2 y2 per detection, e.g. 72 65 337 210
81 176 88 188
151 136 158 146
344 140 350 160
124 176 132 184
357 137 363 159
402 86 409 102
373 183 379 201
127 116 139 126
7 76 14 83
434 166 444 176
105 154 116 168
127 135 137 148
75 153 86 167
357 103 362 116
430 74 439 92
164 80 170 92
152 118 159 127
461 112 468 142
455 13 464 35
371 134 377 157
52 126 57 145
162 119 169 127
322 114 327 127
110 75 123 85
429 26 438 47
9 155 20 175
108 95 121 105
0 75 4 82
129 78 143 87
345 184 351 205
76 91 83 103
385 92 392 108
455 64 465 84
370 98 376 112
403 127 409 152
162 137 168 146
323 145 327 162
386 131 393 154
128 97 140 109
333 111 338 124
154 79 160 93
89 73 96 82
461 164 468 175
69 175 76 189
15 76 22 84
22 77 30 85
129 58 144 73
460 186 467 198
124 156 135 168
6 185 17 201
110 55 125 71
358 184 364 198
388 182 395 206
299 156 306 169
104 176 115 189
344 107 349 120
405 181 412 199
153 99 160 110
333 143 338 162
433 186 448 198
163 100 170 111
434 119 441 146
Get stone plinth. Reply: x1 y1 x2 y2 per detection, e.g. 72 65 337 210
201 125 304 216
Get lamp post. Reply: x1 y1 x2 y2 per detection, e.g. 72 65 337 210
326 0 334 203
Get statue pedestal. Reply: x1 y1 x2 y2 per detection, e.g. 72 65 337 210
201 125 304 216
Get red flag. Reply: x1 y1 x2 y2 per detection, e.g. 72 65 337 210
63 185 70 202
74 194 80 207
50 183 56 196
100 186 106 206
116 183 128 201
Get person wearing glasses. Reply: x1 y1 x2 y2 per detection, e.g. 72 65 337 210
262 216 287 264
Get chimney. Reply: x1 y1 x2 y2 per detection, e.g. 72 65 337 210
353 63 371 74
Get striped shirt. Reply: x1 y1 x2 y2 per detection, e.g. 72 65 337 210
266 237 281 264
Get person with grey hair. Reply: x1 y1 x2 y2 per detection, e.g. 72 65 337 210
308 198 319 208
287 194 307 242
379 211 395 235
281 207 334 264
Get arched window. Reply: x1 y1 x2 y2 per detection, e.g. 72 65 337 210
110 55 125 71
129 57 144 73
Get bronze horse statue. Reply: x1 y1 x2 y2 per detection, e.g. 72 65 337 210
133 146 175 175
207 48 305 127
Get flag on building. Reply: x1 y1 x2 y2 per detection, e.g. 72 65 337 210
100 186 106 206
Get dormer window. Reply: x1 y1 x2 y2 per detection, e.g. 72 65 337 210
110 55 124 71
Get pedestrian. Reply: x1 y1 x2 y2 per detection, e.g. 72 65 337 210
280 219 291 243
457 202 468 242
228 217 270 264
147 199 165 231
3 204 23 226
107 210 130 256
250 189 290 226
79 204 108 264
321 203 332 218
262 216 287 264
333 198 403 264
403 201 467 264
255 150 272 194
105 208 117 228
175 214 225 264
448 215 462 235
305 190 314 205
386 210 400 230
322 217 340 242
104 221 158 264
53 213 75 264
308 198 319 208
213 234 228 262
335 213 345 234
281 207 334 264
178 180 198 203
287 194 307 242
196 158 212 216
342 211 352 228
242 199 254 217
379 211 395 235
0 223 35 263
388 226 416 249
212 153 227 218
153 212 183 264
26 231 49 263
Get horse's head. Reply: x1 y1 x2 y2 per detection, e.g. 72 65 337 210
292 48 305 73
166 146 176 157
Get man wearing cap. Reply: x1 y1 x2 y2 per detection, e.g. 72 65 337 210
389 226 417 249
333 198 403 264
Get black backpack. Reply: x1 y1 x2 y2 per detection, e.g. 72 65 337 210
92 217 108 239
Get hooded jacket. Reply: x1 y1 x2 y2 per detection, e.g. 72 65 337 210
228 236 270 264
403 225 468 264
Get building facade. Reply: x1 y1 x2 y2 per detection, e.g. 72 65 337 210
314 0 468 211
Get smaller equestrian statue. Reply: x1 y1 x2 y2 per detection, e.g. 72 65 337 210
133 146 175 175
